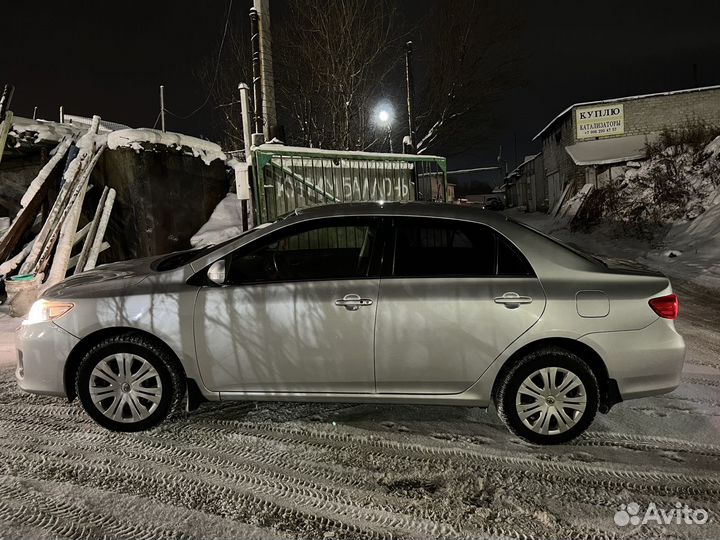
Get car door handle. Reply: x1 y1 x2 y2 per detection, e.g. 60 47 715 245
494 292 533 306
335 294 373 311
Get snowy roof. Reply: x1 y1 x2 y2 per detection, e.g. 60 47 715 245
446 166 500 174
533 84 720 141
506 153 541 178
107 128 226 165
565 134 658 166
255 143 445 161
9 116 82 145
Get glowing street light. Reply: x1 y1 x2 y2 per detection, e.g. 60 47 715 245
374 104 394 152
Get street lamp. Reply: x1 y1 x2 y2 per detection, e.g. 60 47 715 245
375 104 394 152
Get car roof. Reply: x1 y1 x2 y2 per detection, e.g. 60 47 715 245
288 201 508 225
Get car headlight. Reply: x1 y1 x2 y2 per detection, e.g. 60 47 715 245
23 300 75 325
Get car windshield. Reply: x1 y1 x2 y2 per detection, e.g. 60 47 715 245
153 222 275 271
508 217 607 267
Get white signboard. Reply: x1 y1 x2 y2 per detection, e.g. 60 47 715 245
576 104 624 139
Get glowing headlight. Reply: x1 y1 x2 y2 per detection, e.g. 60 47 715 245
24 300 75 325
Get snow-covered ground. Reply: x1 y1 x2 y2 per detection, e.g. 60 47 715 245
0 219 719 538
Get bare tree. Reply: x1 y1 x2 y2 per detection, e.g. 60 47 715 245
274 0 402 151
199 0 521 156
414 0 523 156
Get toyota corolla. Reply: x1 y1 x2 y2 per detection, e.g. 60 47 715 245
15 202 685 444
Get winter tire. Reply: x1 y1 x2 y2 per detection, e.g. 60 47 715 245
75 333 185 432
495 346 599 444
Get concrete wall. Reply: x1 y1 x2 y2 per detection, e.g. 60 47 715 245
576 87 720 139
0 153 45 218
91 148 229 262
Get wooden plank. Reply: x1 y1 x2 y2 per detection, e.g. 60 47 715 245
68 241 108 271
0 111 13 165
84 188 115 272
0 139 72 263
19 117 102 278
73 186 109 274
45 145 105 284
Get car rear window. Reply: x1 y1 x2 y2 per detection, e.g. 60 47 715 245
508 218 607 268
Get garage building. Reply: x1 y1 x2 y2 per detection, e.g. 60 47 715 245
532 85 720 211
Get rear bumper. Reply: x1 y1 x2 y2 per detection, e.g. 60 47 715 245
579 318 685 400
15 321 78 397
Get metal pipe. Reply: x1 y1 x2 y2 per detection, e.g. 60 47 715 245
238 83 253 160
405 41 416 153
160 85 166 132
249 7 264 136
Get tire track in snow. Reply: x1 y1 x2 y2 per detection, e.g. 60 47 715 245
0 478 191 540
3 366 720 539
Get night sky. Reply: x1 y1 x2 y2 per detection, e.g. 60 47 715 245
3 1 720 173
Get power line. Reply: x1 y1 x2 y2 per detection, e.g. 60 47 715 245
163 0 234 121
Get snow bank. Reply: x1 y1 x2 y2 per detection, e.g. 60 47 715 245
652 186 720 288
107 129 226 165
190 194 246 247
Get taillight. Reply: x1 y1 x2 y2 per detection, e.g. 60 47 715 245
649 294 679 320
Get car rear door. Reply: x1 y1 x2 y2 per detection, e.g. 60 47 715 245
193 216 382 393
374 216 546 394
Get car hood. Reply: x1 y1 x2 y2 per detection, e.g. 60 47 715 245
42 255 162 299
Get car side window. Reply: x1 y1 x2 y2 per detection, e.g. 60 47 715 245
392 218 495 277
223 217 379 284
496 234 534 276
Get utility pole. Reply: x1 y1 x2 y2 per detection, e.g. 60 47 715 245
404 41 416 153
254 0 277 140
249 7 264 141
160 85 166 132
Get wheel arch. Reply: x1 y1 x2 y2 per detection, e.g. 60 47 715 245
491 337 618 412
63 327 187 401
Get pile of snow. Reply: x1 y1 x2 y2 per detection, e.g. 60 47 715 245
565 135 720 288
107 129 226 166
647 185 720 288
611 135 720 224
190 194 245 247
9 117 81 146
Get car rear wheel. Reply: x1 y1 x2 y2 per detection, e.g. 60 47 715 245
75 334 185 431
495 347 599 444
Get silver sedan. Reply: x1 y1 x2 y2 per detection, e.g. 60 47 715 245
15 202 685 444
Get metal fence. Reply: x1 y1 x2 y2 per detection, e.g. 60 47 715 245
252 145 448 223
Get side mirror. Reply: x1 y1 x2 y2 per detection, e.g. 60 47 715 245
207 260 226 285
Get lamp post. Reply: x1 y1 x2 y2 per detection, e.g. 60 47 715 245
377 107 394 152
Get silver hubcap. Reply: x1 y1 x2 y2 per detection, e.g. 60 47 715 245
89 353 162 423
515 367 587 435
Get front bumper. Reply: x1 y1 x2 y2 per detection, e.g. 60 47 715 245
15 320 79 397
579 317 686 400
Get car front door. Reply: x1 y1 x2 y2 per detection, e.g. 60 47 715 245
374 217 546 394
193 216 381 393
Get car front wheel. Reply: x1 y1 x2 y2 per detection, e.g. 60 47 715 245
495 347 599 444
75 334 185 431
